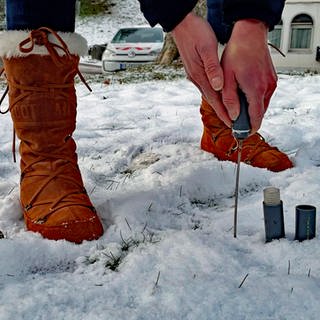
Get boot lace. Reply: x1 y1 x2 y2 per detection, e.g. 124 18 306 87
23 154 95 224
208 122 280 164
226 133 280 164
240 133 279 165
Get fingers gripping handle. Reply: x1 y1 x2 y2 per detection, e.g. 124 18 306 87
232 89 251 140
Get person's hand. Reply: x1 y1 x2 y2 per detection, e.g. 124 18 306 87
221 19 277 133
172 12 231 127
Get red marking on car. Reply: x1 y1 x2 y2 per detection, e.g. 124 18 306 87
115 47 151 51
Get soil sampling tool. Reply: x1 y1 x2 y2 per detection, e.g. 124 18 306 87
232 89 251 238
263 187 285 242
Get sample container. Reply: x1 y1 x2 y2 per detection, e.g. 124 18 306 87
295 205 316 241
263 187 285 242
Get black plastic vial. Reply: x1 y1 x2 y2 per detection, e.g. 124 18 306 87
295 205 316 241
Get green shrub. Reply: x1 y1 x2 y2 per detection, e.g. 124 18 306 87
79 0 112 16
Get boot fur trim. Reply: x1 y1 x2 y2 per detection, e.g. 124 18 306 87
0 30 88 58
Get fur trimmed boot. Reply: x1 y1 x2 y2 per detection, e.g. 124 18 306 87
0 28 103 243
200 97 293 172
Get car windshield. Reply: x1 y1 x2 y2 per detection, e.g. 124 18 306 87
111 28 163 43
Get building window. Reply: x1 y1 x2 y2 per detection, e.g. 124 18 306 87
269 20 282 48
290 14 313 50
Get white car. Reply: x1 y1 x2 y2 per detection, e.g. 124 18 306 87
102 26 164 72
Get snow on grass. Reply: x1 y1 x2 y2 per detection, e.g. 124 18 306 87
1 74 320 319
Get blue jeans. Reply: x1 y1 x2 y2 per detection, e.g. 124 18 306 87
6 0 76 32
207 0 232 44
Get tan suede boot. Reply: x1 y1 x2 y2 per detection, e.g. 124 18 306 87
200 97 293 172
0 28 103 243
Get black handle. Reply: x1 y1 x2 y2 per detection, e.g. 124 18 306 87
232 89 251 140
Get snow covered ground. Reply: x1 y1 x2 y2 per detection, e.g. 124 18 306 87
1 1 320 320
1 71 320 320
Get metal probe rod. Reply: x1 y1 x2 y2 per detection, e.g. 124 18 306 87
233 140 243 238
232 89 251 238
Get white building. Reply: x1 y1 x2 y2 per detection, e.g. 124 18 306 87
269 0 320 72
